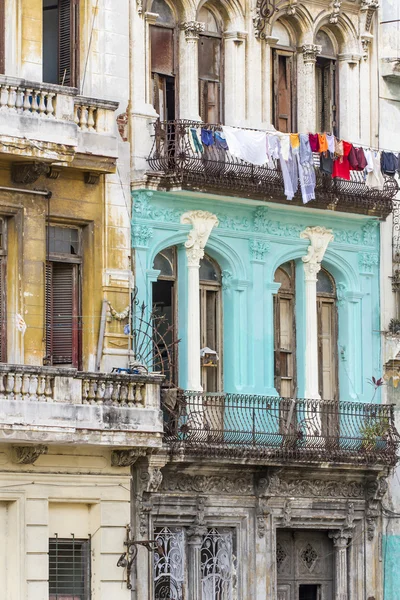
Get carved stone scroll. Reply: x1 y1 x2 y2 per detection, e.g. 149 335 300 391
13 444 48 464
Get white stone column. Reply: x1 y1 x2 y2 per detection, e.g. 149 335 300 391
300 226 334 399
223 31 247 126
179 22 205 121
181 211 219 391
297 45 321 133
329 530 352 600
338 54 362 141
187 524 207 600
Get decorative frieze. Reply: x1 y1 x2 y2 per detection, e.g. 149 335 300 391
258 474 365 498
161 473 254 495
302 44 322 64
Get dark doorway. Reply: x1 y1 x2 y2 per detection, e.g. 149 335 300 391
299 584 320 600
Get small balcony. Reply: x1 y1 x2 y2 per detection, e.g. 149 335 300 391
147 120 398 219
0 365 163 448
0 76 119 171
163 392 399 467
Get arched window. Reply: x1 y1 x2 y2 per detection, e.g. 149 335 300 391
274 261 296 398
150 0 176 120
315 29 338 135
270 20 295 132
200 254 222 392
316 267 338 400
198 6 223 123
152 246 178 383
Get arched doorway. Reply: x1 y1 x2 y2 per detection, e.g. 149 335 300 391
317 268 338 401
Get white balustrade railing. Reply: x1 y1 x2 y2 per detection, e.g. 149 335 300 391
74 101 98 131
0 83 56 117
81 375 146 407
0 366 153 407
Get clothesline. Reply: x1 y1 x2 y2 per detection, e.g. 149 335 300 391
181 120 399 156
186 125 397 205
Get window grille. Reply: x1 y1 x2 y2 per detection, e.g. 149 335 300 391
154 527 185 600
201 528 236 600
49 534 91 600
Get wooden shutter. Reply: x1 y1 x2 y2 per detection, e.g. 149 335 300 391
199 35 222 123
0 0 5 75
58 0 79 86
316 58 338 135
273 50 293 133
151 26 174 76
317 299 338 401
199 80 220 124
46 262 79 367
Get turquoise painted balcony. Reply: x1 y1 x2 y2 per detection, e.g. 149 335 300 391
147 120 398 219
162 391 399 467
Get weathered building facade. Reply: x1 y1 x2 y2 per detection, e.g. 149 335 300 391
130 1 400 600
0 2 158 600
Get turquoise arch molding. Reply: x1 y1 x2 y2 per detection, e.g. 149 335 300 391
132 189 381 401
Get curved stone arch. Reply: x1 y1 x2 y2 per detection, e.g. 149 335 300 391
268 4 314 44
147 231 247 282
266 246 360 294
313 11 359 53
196 0 245 30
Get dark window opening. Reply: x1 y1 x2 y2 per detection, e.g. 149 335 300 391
299 584 321 600
150 2 176 120
274 261 296 398
317 268 338 402
43 0 80 87
198 33 222 123
49 535 91 600
316 56 338 136
200 254 222 393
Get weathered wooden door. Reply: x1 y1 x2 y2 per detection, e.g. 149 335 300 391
276 530 333 600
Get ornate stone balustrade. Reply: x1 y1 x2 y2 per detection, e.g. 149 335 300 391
0 365 163 447
0 75 119 169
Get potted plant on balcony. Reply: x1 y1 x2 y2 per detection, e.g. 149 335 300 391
360 417 390 452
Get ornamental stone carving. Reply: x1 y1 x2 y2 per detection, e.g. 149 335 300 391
250 239 270 261
365 476 388 540
258 474 365 498
329 0 342 24
256 497 270 539
361 0 380 32
11 161 51 184
132 224 153 248
302 44 322 64
13 444 48 464
161 473 254 495
180 21 205 40
181 211 219 267
111 448 147 467
359 252 378 274
301 226 334 265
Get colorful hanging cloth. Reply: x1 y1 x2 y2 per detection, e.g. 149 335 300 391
294 144 316 204
348 146 367 171
201 129 214 147
214 131 228 150
290 133 300 150
381 151 398 175
222 126 268 165
189 128 204 153
332 141 352 180
318 133 329 154
320 154 334 176
326 134 335 156
309 133 320 153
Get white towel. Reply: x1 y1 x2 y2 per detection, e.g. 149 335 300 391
222 126 268 166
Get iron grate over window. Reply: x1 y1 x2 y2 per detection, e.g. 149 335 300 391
49 534 91 600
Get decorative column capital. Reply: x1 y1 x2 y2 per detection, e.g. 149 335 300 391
329 530 352 547
302 44 322 64
180 21 205 40
181 210 219 266
300 226 334 278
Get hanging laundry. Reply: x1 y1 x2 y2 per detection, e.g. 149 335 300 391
268 134 281 162
189 128 204 153
309 133 320 153
334 138 344 159
294 144 316 204
277 132 291 161
366 151 385 190
279 144 298 201
326 134 335 156
332 141 353 181
320 154 334 176
201 129 214 147
299 134 313 165
214 131 228 150
290 133 300 150
381 151 398 175
222 126 268 165
348 146 367 171
318 133 329 155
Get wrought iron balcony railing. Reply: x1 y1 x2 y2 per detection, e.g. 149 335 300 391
147 120 398 218
162 392 399 466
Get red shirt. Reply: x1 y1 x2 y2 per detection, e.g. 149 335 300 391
332 141 353 180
